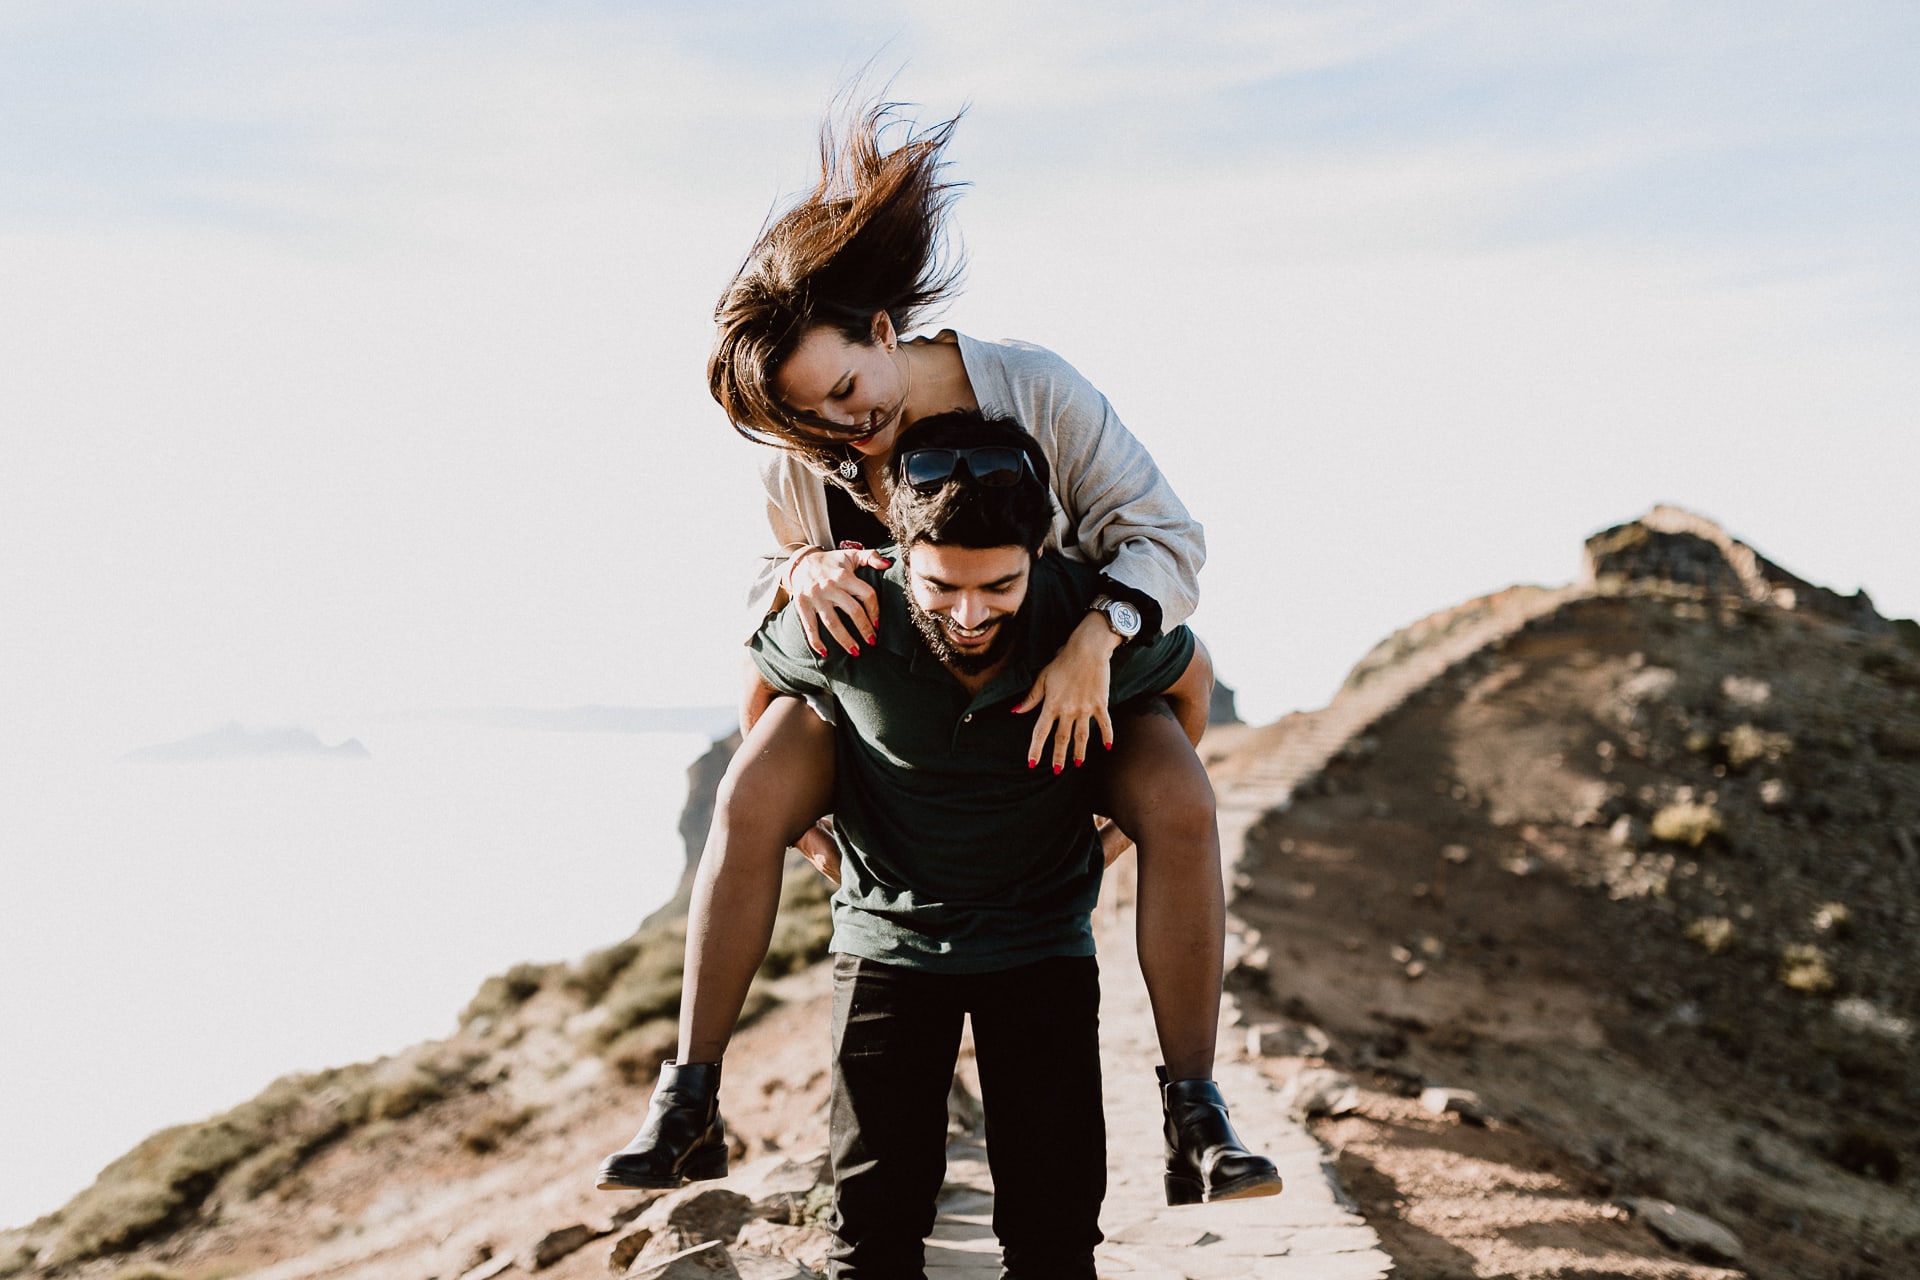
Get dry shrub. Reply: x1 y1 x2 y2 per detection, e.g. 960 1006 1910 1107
458 1103 540 1155
1651 800 1724 848
1811 901 1853 936
1721 723 1792 771
605 1018 683 1086
1779 944 1837 993
460 961 551 1027
230 1136 312 1200
367 1061 447 1121
41 1048 486 1266
592 919 689 1049
1685 916 1736 955
42 1172 190 1269
565 938 642 1006
0 1241 36 1279
41 1087 322 1268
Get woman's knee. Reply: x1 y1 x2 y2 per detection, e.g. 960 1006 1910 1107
1133 758 1218 849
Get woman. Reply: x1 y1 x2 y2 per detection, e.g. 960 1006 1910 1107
599 98 1277 1206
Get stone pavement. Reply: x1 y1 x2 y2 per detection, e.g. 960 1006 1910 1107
906 584 1577 1279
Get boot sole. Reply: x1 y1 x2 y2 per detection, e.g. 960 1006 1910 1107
595 1145 729 1191
1164 1169 1283 1205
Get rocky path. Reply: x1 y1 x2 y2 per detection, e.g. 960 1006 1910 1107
907 914 1389 1279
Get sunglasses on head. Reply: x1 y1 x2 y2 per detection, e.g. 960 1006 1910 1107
899 445 1037 495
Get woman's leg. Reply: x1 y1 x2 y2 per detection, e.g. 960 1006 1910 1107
1101 643 1222 1079
600 691 837 1189
1102 644 1280 1203
677 694 835 1062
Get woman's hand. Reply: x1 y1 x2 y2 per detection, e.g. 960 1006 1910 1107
1095 816 1135 866
1014 611 1122 772
794 819 842 885
785 547 893 657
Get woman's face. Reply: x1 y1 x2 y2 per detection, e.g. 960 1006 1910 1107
773 314 907 458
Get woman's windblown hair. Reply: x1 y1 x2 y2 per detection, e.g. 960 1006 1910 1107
708 96 966 469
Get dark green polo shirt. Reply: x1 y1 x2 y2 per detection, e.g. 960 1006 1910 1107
750 550 1195 973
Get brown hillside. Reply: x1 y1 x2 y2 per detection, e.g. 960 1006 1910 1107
1230 574 1920 1278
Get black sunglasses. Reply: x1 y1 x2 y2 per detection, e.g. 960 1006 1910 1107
899 446 1038 495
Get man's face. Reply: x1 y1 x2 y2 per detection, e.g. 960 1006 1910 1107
904 542 1032 675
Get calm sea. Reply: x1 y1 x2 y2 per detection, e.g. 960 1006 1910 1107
0 717 724 1230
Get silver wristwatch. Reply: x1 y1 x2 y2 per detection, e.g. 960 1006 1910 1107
1089 593 1143 642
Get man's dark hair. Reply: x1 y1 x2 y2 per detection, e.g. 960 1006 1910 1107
886 411 1053 554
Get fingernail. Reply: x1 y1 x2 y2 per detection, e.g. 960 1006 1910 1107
1028 759 1038 769
1105 741 1114 750
1053 764 1064 775
866 635 877 645
1074 758 1083 768
848 643 860 655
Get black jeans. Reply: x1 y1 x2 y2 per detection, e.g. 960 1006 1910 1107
826 952 1106 1280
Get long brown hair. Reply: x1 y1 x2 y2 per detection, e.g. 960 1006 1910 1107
708 95 966 478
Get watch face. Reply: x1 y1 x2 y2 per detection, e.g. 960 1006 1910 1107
1108 601 1142 635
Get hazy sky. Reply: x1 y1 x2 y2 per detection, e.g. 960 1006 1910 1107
4 2 1916 746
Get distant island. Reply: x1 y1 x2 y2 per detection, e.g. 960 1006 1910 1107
121 723 372 763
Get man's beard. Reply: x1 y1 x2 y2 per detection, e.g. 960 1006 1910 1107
907 594 1025 675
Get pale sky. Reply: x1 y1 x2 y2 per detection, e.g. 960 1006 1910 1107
3 0 1918 1238
4 1 1916 745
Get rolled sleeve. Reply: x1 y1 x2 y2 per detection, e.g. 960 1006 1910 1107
1109 624 1198 708
748 608 834 701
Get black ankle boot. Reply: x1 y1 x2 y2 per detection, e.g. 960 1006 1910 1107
1158 1067 1283 1205
596 1060 729 1190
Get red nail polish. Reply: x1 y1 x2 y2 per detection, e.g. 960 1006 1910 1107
1053 764 1064 775
848 643 860 655
1028 759 1038 769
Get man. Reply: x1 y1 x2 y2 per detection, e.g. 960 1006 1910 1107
602 411 1277 1277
